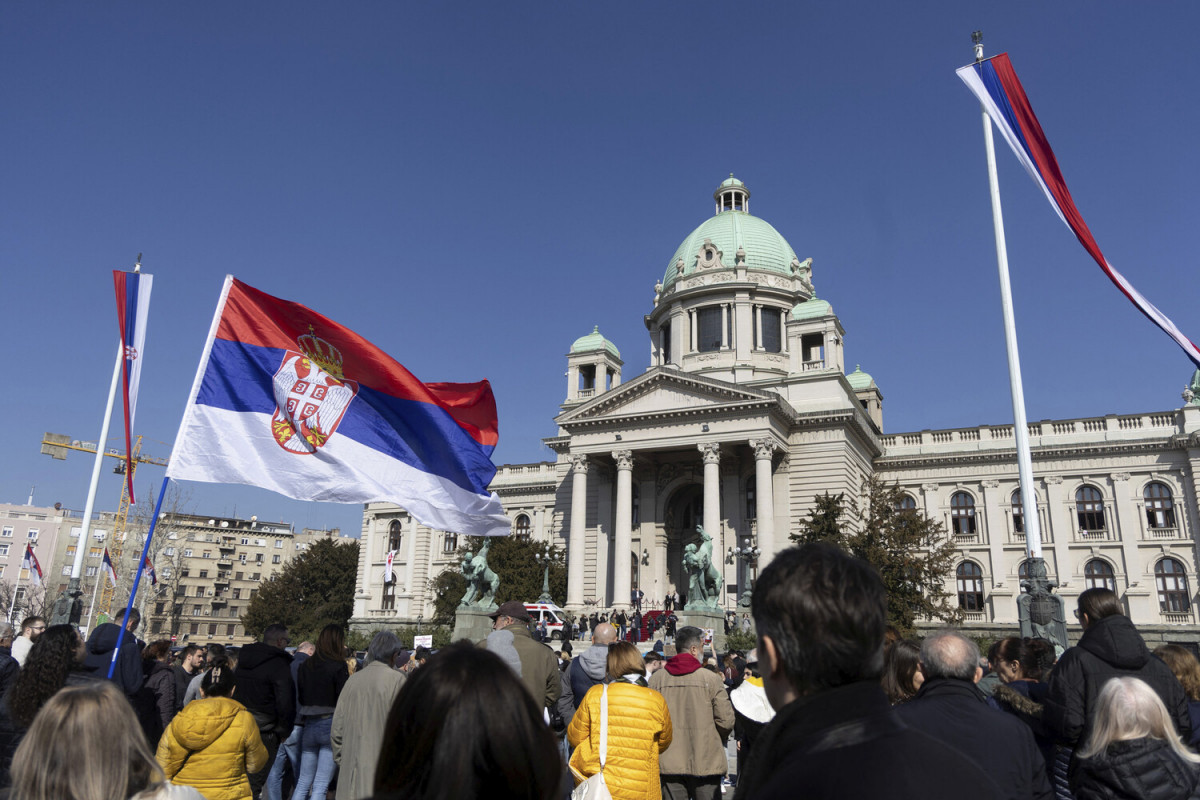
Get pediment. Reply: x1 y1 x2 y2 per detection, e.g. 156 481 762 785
558 368 782 425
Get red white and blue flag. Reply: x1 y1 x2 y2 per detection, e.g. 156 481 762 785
144 555 157 586
20 546 43 587
113 270 155 502
957 54 1200 369
101 548 118 588
166 277 510 536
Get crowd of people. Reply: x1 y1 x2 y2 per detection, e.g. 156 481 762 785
3 543 1200 799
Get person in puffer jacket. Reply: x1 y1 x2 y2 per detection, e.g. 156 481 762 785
568 641 673 800
1071 676 1200 800
157 656 268 800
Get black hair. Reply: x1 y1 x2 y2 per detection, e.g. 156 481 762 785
752 542 886 698
373 642 561 800
201 656 236 698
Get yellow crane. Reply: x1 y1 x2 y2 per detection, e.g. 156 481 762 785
40 433 168 615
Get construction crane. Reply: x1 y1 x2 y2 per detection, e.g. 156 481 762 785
40 433 168 616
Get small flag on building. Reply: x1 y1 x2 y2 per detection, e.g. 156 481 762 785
102 548 118 588
144 555 157 586
21 545 43 587
957 54 1200 369
385 550 395 584
166 277 510 536
113 269 154 502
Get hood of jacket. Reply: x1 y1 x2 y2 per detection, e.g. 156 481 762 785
575 643 609 681
237 641 292 672
1079 615 1151 670
171 696 246 751
86 622 126 655
665 653 703 676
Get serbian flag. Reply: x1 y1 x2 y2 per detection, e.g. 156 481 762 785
101 548 118 588
167 277 510 536
144 555 157 586
20 546 43 587
113 270 154 502
957 55 1200 369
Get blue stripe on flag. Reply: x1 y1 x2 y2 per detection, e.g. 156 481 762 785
976 62 1037 173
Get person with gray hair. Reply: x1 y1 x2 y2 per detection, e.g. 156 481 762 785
330 630 407 800
0 622 17 697
896 629 1053 800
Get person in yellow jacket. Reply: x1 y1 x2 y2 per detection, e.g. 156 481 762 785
568 641 673 800
157 656 269 800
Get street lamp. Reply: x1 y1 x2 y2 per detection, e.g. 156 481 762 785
535 544 559 604
727 543 761 608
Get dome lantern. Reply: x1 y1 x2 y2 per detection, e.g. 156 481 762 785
714 174 750 215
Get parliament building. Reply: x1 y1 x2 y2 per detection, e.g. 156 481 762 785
351 177 1200 638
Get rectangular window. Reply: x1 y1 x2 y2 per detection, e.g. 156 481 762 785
240 538 250 545
272 555 281 564
89 547 102 558
195 587 206 597
0 544 9 557
233 588 241 599
150 620 163 634
255 554 264 564
85 566 98 577
192 605 202 615
235 571 244 580
760 310 782 353
164 547 175 556
443 534 458 553
275 540 283 549
66 545 77 557
250 589 258 598
92 530 106 541
256 539 266 547
189 622 199 635
251 573 260 581
696 307 724 352
202 551 211 559
226 624 236 637
61 566 71 576
199 570 208 579
230 606 239 617
26 529 38 541
0 527 10 538
208 623 218 636
70 526 81 538
155 602 165 614
183 549 193 557
239 554 247 564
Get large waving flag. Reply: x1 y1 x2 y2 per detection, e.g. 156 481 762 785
113 269 154 502
167 277 510 536
20 546 43 587
957 54 1200 369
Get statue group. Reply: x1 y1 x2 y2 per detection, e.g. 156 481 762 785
459 538 500 612
683 525 722 611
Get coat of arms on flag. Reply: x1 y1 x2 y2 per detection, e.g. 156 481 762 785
271 332 358 454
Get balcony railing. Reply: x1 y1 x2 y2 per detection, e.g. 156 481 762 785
1162 611 1193 625
1146 526 1181 540
961 611 987 623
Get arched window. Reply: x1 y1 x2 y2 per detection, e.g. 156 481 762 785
387 520 402 553
745 476 757 520
1018 559 1054 584
950 492 976 536
1156 558 1191 613
1076 486 1106 532
956 561 984 611
1084 559 1117 592
1144 483 1177 530
895 494 917 512
514 514 531 539
1011 490 1025 535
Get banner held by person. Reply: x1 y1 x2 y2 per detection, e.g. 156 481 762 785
112 267 154 502
166 276 510 537
957 52 1200 369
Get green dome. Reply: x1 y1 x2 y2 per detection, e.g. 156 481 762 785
846 365 875 391
570 326 621 359
719 175 745 189
663 211 800 287
790 295 832 320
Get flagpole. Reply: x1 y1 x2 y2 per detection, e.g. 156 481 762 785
85 573 103 632
7 571 23 624
107 476 169 680
971 31 1066 650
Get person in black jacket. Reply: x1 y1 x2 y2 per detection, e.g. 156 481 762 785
1072 676 1200 800
896 630 1053 800
82 607 143 697
0 623 20 698
1044 587 1191 771
734 543 1002 800
140 639 178 744
292 624 349 800
233 623 294 798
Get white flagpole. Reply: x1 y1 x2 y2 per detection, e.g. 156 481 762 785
7 571 23 624
974 34 1043 560
85 574 103 632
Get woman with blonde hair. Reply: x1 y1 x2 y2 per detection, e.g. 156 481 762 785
1155 644 1200 749
1072 676 1200 800
567 640 672 800
8 681 201 800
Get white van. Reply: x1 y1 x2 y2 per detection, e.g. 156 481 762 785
524 602 566 640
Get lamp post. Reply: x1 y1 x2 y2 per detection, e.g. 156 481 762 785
535 544 559 604
727 542 761 609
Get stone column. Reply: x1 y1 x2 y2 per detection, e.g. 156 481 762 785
751 439 777 560
699 443 722 537
612 450 634 612
567 455 589 609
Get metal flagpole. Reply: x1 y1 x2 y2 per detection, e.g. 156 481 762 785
7 570 23 624
107 476 169 680
971 31 1067 649
85 572 103 632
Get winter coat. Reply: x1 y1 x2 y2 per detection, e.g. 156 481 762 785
897 678 1053 800
156 696 268 800
992 680 1074 800
331 661 406 800
146 660 178 733
173 665 198 712
567 680 672 800
480 622 562 711
1044 614 1190 754
647 654 734 777
232 642 294 734
556 642 609 727
735 680 1001 800
0 648 17 699
83 623 143 697
1072 737 1200 800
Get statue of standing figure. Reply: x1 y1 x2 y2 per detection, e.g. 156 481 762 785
683 525 722 611
459 538 500 611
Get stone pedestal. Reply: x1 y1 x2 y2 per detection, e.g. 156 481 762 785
451 607 495 644
678 609 726 655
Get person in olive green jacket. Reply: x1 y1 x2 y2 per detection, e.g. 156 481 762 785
480 600 563 713
648 626 735 800
331 631 407 800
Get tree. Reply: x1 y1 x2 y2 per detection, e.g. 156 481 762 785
430 536 566 623
792 477 960 634
242 538 359 643
122 482 193 638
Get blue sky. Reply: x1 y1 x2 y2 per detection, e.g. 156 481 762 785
3 3 1197 537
